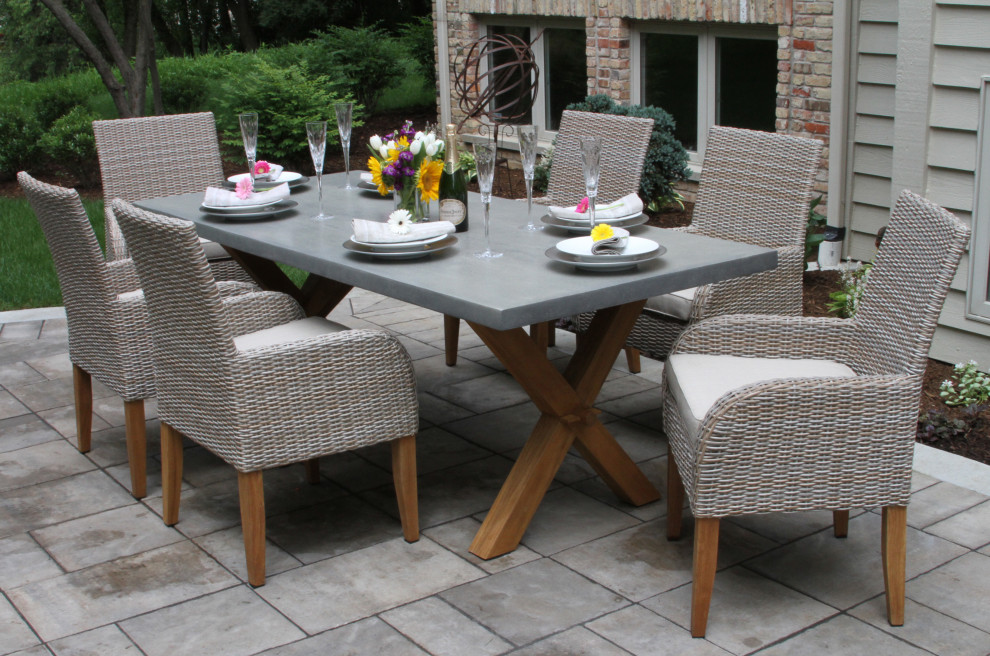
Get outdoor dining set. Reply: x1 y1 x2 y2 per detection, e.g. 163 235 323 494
17 107 969 639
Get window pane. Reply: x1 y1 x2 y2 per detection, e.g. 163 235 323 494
489 26 533 124
716 37 776 132
641 33 698 150
544 27 587 130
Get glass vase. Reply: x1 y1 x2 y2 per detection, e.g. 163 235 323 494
393 185 428 222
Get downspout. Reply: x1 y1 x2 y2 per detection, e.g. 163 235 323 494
437 0 452 128
828 0 851 234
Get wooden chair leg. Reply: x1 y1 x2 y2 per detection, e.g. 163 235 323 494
546 320 556 347
238 470 267 587
72 364 92 453
882 505 907 626
160 422 184 526
692 517 720 638
529 322 548 352
304 458 320 484
667 455 684 540
444 314 459 366
123 399 147 499
391 434 419 543
833 509 849 538
625 346 641 374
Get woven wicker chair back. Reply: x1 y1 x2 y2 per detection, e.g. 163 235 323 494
111 200 238 431
691 126 822 249
18 172 155 400
545 110 654 206
852 190 970 377
94 112 226 260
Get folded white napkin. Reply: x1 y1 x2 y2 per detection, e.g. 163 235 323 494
548 193 643 222
360 171 373 183
204 183 290 207
254 163 284 182
352 219 455 244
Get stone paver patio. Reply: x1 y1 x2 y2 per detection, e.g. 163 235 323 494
2 290 990 656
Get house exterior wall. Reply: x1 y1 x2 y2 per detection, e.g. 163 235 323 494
436 0 834 199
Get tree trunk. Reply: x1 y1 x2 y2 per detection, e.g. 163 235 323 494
151 3 186 57
123 1 137 57
226 0 258 51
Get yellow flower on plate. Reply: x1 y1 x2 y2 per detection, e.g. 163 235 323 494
591 223 615 242
417 159 443 204
367 157 390 196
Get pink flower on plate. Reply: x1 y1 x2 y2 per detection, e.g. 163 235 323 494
575 197 589 213
235 176 253 200
254 160 271 175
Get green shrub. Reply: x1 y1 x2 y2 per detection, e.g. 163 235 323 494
533 141 554 193
564 94 690 208
29 70 106 127
307 25 407 112
804 195 825 270
0 103 43 180
214 59 356 167
38 106 99 185
402 16 436 86
157 54 239 114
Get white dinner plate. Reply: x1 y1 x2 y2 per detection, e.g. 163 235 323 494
199 200 298 220
540 213 648 232
342 235 457 259
201 196 285 213
545 237 665 272
350 233 448 250
556 235 657 258
227 171 306 187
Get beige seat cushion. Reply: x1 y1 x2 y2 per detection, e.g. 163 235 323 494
201 238 231 260
234 316 349 352
666 353 856 439
644 287 697 320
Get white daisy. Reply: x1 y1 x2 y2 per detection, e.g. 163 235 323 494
388 209 412 235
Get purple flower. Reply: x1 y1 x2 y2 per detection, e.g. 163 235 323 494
398 150 414 163
394 179 404 191
383 164 397 177
403 166 415 177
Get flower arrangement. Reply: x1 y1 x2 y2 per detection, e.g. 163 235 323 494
367 121 444 221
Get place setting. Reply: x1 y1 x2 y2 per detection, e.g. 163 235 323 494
344 209 458 260
224 112 310 191
546 223 664 271
200 179 296 220
540 191 649 232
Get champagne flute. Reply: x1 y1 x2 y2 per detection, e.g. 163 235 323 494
238 112 258 182
474 142 501 259
579 135 602 231
518 125 541 231
334 102 354 190
306 121 331 220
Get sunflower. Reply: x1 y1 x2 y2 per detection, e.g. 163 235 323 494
367 156 389 196
417 159 443 204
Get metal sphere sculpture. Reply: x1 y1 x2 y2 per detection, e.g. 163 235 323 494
453 32 540 129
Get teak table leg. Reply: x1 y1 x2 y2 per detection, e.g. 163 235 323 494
467 300 659 560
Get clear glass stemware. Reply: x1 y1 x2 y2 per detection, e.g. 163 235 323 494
334 102 354 190
238 112 259 182
306 121 331 220
518 125 541 231
474 142 501 259
579 135 602 231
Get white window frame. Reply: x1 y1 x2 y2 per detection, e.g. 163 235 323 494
478 17 586 140
630 22 777 167
967 75 990 323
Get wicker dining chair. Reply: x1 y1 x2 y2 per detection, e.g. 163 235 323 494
93 112 252 283
443 110 655 366
598 126 823 372
662 189 970 637
111 199 420 586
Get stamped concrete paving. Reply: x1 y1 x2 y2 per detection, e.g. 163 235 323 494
2 292 990 655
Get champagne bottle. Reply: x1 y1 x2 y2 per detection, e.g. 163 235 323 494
439 124 468 232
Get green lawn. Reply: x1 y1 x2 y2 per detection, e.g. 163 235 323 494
0 197 105 311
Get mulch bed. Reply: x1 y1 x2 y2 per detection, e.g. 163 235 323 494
4 106 988 467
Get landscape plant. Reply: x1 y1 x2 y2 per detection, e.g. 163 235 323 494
826 261 871 318
805 195 825 270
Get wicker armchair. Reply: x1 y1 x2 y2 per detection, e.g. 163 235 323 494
443 110 655 366
111 199 420 586
93 112 252 283
600 126 823 370
662 190 970 637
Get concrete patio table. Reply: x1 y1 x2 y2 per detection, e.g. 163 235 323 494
136 171 776 559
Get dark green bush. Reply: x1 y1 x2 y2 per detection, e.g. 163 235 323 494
38 106 99 185
0 101 43 179
157 54 239 114
402 16 436 87
565 94 690 207
29 71 106 128
307 25 406 112
214 59 357 168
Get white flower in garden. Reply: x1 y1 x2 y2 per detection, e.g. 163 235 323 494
410 139 422 155
370 135 382 150
425 142 438 157
379 144 389 158
388 209 412 234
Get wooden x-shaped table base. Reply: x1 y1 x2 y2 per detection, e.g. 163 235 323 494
224 247 660 560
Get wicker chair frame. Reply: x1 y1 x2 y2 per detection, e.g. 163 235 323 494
662 190 970 636
577 126 823 363
112 199 421 585
93 112 251 282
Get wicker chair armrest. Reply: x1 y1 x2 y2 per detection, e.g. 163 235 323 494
222 291 304 338
692 245 805 320
105 258 140 294
684 373 919 515
671 314 857 364
216 280 259 298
